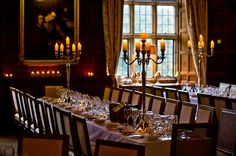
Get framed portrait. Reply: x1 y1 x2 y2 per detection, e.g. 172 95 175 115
19 0 80 65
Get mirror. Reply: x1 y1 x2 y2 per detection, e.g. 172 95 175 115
19 0 80 65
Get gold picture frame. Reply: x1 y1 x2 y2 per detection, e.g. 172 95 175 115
19 0 80 66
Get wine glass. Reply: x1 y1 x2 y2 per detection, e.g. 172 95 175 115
124 108 132 125
131 108 140 128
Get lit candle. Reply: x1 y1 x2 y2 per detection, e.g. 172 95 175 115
187 40 191 48
198 41 204 48
199 34 203 42
210 40 214 49
123 40 128 51
78 43 82 51
66 36 70 45
141 31 147 41
72 43 76 53
136 42 141 51
160 39 165 51
201 41 204 48
60 44 64 52
146 42 151 51
55 43 59 51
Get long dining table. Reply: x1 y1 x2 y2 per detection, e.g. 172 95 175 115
86 119 171 156
42 96 171 156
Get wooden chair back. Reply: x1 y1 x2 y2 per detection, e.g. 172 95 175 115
165 88 178 100
18 133 69 156
72 114 92 156
179 101 197 124
163 98 180 115
178 90 190 102
153 86 165 97
197 92 213 106
170 123 218 156
211 95 229 121
217 109 236 155
195 104 215 123
150 95 165 114
94 139 145 156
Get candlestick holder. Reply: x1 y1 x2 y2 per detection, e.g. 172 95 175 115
123 38 165 131
188 37 214 92
55 39 82 104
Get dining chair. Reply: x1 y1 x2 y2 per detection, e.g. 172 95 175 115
177 90 190 102
110 87 122 103
52 106 77 155
165 87 179 100
145 93 153 111
170 123 218 156
178 101 197 124
228 98 236 111
149 95 165 114
146 85 153 94
103 86 112 101
217 108 236 155
218 82 230 97
34 99 48 134
25 93 38 133
120 88 132 104
229 84 236 98
197 92 213 106
16 89 30 131
9 87 21 125
152 86 165 97
211 95 229 121
72 114 93 156
18 133 69 156
44 101 57 134
130 90 142 108
163 98 180 116
195 104 216 123
94 139 145 156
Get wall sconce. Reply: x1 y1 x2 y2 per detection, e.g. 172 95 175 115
30 70 61 77
87 72 94 77
3 73 13 78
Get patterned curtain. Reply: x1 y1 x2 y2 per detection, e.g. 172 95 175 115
103 0 124 87
185 0 208 85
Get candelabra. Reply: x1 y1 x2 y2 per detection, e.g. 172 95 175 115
188 34 214 92
55 36 82 103
123 32 165 130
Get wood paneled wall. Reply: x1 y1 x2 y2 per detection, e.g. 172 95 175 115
178 0 236 86
178 0 197 83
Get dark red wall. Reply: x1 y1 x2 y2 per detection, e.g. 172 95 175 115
0 0 112 134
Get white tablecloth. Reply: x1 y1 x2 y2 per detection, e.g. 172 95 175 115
87 120 170 156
